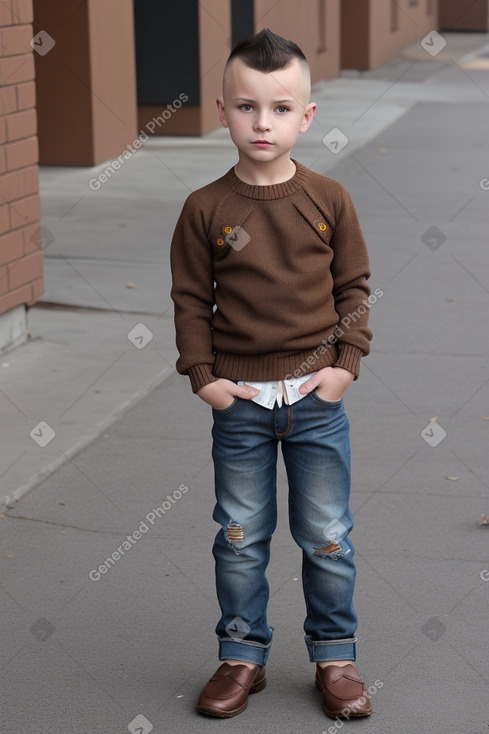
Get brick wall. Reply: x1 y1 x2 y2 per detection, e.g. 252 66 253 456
0 0 43 317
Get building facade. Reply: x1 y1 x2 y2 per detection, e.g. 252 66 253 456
341 0 439 70
0 0 483 351
0 0 42 352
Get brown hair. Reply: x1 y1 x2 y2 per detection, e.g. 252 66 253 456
227 28 307 73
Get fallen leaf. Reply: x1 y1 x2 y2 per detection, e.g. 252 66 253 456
481 513 488 525
125 282 135 288
429 417 438 422
445 476 459 481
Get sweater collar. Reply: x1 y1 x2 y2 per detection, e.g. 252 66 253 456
225 159 310 200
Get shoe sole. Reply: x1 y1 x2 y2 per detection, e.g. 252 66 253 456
196 675 267 718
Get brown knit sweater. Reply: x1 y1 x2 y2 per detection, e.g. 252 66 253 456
170 160 372 393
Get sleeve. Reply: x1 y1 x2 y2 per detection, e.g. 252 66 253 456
170 195 218 392
329 184 373 379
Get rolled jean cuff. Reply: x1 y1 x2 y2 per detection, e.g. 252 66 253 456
305 635 357 662
218 635 273 665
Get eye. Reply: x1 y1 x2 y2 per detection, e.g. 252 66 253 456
275 106 289 113
238 104 253 112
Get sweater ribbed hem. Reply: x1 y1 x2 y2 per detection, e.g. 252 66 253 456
334 343 364 379
212 345 339 383
187 364 218 393
186 342 366 392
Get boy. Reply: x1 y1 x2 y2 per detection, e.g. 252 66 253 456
170 29 373 720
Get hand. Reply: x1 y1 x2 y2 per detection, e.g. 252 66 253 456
197 378 260 411
299 366 354 402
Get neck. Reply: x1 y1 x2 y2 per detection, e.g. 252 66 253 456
234 155 296 186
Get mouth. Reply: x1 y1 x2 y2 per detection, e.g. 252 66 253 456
252 140 273 147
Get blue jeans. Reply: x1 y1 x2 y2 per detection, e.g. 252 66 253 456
211 391 358 665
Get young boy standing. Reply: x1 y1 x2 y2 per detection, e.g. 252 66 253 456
170 29 373 720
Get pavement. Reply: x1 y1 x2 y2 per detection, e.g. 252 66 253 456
1 31 489 734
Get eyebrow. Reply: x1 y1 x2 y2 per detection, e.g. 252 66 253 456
233 97 295 104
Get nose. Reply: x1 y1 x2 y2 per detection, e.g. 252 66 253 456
254 110 271 132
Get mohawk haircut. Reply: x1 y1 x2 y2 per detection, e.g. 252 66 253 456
227 28 307 73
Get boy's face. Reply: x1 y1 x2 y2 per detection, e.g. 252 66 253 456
217 57 316 166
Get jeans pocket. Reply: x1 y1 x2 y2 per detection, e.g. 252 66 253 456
212 397 239 415
310 390 343 407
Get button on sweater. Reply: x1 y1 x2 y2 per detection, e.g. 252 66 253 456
170 160 372 393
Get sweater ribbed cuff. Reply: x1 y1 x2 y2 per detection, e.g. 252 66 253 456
334 343 365 379
187 364 218 393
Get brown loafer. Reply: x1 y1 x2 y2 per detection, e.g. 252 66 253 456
315 663 372 718
196 662 266 718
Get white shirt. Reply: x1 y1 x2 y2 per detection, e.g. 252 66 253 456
237 373 315 410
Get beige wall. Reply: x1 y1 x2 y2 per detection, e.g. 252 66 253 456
254 0 341 83
87 0 139 163
32 0 465 149
342 0 439 70
200 0 232 134
34 0 138 165
370 0 439 69
141 0 341 136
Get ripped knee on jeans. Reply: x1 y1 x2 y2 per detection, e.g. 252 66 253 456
313 541 350 560
225 521 244 555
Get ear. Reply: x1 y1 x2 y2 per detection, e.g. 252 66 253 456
299 101 317 133
216 97 229 128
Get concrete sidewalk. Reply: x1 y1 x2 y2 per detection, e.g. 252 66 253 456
1 32 489 733
1 30 488 506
